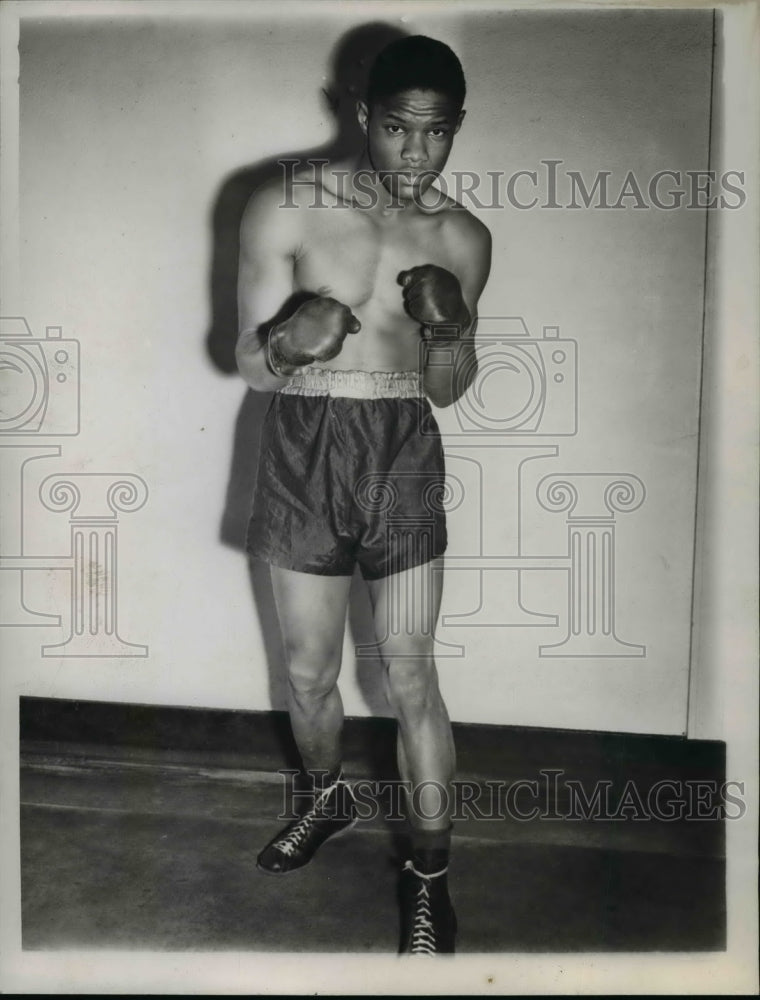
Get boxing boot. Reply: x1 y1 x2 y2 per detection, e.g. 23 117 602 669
399 848 457 954
257 769 357 875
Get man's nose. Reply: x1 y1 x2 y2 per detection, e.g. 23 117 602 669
401 133 428 164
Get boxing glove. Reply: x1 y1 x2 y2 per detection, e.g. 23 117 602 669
398 265 470 336
268 297 361 375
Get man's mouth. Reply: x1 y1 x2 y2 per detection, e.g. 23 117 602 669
398 171 431 184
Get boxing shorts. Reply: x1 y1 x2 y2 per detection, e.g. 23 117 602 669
246 367 447 580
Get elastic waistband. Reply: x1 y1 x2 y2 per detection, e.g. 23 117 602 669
278 367 424 399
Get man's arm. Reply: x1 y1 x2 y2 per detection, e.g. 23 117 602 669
235 183 302 392
422 218 492 408
236 183 361 392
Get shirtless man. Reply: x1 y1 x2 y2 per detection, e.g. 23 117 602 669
236 35 491 954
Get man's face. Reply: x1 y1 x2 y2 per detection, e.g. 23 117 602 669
358 88 464 202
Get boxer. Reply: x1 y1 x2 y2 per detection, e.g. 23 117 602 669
236 35 492 954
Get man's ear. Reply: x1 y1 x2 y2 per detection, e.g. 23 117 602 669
454 108 466 134
357 100 369 135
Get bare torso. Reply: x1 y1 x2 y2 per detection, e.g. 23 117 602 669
286 163 487 371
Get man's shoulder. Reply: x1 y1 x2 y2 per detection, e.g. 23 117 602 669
438 196 492 247
243 173 309 218
240 175 306 249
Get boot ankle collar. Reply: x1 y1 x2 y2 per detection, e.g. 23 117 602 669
404 860 448 880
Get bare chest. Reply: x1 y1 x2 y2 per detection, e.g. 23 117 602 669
292 207 459 316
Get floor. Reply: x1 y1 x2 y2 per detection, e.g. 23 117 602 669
20 744 726 953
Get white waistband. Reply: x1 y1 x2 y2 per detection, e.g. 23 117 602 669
278 367 424 399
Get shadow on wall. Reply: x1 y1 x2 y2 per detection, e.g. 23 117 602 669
205 22 408 732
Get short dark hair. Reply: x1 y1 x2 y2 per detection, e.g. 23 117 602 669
366 35 466 109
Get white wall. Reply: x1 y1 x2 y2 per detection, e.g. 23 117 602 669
436 9 711 733
689 6 759 745
1 5 731 735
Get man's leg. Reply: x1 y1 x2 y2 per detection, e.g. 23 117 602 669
368 557 455 820
257 566 356 874
367 557 458 953
271 566 353 773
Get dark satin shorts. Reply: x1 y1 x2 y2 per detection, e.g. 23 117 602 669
246 368 447 580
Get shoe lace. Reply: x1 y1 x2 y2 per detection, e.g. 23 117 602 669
274 782 339 857
404 860 448 955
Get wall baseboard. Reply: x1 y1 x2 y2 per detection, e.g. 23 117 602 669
19 696 725 787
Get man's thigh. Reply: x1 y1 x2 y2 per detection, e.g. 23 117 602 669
366 557 444 655
270 566 353 670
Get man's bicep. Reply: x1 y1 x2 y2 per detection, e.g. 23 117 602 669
237 245 294 339
237 191 296 337
460 227 492 324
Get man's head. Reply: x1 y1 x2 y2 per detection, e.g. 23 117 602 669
357 36 466 201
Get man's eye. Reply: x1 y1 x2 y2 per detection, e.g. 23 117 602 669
385 125 404 135
429 129 448 138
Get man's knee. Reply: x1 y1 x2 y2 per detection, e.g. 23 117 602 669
386 655 439 715
287 664 340 708
282 626 341 666
284 638 342 705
